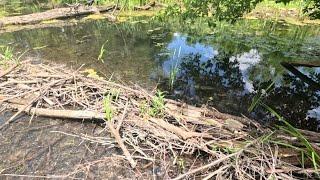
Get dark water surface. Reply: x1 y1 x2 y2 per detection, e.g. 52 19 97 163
0 18 319 130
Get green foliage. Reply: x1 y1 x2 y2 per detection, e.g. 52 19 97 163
160 0 263 22
0 46 14 65
103 93 113 121
149 90 165 117
169 66 179 90
160 0 319 23
98 41 108 63
0 46 25 68
103 89 120 121
276 0 320 19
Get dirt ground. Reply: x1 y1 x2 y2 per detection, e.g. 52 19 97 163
0 113 144 179
0 112 203 179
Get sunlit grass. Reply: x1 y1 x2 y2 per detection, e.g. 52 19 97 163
98 41 108 63
149 90 165 117
103 92 114 121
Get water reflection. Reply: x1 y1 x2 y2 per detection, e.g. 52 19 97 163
0 19 319 131
159 33 320 130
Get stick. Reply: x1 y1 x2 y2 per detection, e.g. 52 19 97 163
106 121 136 168
0 63 19 78
149 118 212 140
9 104 105 120
116 100 129 131
172 152 239 180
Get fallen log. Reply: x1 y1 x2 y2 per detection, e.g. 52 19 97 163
0 5 117 26
133 1 156 11
10 104 105 120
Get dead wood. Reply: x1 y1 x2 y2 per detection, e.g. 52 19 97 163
9 104 105 120
0 64 20 79
106 121 137 168
133 1 156 11
0 5 117 26
0 60 318 179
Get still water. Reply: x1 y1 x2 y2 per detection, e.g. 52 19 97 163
0 18 319 131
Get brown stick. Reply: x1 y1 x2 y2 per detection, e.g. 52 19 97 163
0 5 116 26
0 63 19 78
149 118 212 140
9 104 105 120
172 152 240 180
106 121 137 168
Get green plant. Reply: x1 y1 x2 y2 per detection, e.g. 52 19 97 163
103 93 113 121
98 41 108 63
0 46 14 65
249 83 320 171
139 100 149 117
0 46 26 68
169 66 179 90
262 103 320 170
149 90 165 117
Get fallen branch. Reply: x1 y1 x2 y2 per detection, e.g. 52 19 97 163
0 5 117 26
0 63 19 79
106 121 137 168
10 104 105 120
172 152 240 180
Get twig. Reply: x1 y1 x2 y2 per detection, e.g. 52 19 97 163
106 120 137 168
0 63 19 78
117 100 129 131
172 152 239 180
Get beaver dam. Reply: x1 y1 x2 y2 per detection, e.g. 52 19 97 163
0 59 319 179
0 0 320 179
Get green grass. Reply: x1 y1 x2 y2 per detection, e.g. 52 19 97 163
50 0 175 10
169 66 179 90
98 41 108 63
258 0 303 9
103 92 114 121
249 83 320 171
0 46 25 68
149 90 165 117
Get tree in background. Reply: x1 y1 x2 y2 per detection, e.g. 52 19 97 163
163 0 319 22
276 0 319 19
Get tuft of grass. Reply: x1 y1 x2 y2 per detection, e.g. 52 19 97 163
0 46 26 68
149 90 165 117
98 41 108 63
103 89 121 121
0 46 14 66
168 46 181 90
249 83 320 171
103 93 113 121
168 66 179 90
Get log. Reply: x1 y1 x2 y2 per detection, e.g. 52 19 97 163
281 62 320 90
149 118 213 140
10 104 105 120
0 5 116 26
286 61 320 68
133 1 156 11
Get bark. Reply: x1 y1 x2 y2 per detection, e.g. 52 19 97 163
133 1 156 11
0 5 117 26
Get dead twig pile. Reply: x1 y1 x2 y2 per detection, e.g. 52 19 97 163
0 61 317 179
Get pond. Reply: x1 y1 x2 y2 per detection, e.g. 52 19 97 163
0 0 51 17
0 17 319 131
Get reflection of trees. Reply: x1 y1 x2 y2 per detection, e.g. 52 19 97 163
167 52 320 131
180 52 244 90
262 73 320 131
170 52 249 115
